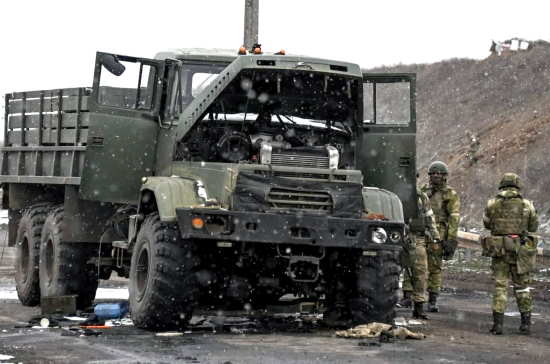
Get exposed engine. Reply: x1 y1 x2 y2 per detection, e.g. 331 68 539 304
175 115 353 169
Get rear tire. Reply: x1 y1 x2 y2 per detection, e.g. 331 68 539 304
351 250 401 324
39 206 99 309
15 203 51 306
129 213 199 330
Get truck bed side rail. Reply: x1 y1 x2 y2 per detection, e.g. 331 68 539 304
0 87 91 185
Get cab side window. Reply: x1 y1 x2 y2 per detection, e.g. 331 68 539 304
363 80 411 125
98 57 157 110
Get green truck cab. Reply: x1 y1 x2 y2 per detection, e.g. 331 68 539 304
1 48 416 329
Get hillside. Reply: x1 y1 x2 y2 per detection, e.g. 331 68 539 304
369 41 550 230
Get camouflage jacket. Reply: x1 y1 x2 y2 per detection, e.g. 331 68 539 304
417 187 441 242
421 183 460 241
483 188 538 235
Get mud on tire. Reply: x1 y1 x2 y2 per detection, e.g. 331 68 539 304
39 206 99 309
15 203 51 306
351 249 401 324
129 213 199 330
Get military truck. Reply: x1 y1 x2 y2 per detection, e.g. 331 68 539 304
1 48 416 329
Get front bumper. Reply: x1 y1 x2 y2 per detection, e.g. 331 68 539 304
176 208 404 250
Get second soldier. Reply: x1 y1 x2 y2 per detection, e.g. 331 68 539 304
421 161 460 312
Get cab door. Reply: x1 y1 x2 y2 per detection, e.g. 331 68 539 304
80 52 165 204
357 73 417 222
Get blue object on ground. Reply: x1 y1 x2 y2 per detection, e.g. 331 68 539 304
94 302 129 319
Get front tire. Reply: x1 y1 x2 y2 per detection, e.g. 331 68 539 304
351 250 401 324
39 206 99 309
15 203 51 306
129 213 199 330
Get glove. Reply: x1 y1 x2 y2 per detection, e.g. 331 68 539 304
442 239 458 260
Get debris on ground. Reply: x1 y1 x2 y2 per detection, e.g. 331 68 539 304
80 325 112 329
391 327 426 340
41 295 77 315
61 327 102 337
64 316 87 322
94 302 129 319
79 314 104 327
394 317 425 326
336 323 391 338
335 322 426 340
184 311 320 334
105 318 133 327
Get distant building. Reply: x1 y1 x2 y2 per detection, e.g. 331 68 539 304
490 38 532 56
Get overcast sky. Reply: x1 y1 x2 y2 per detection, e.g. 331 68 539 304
0 0 548 99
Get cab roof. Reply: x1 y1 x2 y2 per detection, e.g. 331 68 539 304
155 48 362 77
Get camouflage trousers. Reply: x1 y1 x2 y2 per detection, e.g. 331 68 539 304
491 256 532 313
402 234 428 303
426 240 443 294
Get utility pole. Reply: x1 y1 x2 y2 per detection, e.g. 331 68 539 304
243 0 259 50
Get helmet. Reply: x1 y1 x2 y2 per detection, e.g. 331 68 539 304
499 173 521 190
428 161 448 175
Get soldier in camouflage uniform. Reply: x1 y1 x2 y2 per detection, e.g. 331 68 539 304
421 161 460 312
483 173 538 335
401 187 441 319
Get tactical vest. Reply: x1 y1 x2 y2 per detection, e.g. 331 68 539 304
425 188 449 224
489 196 529 235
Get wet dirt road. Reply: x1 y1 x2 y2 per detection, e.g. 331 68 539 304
0 246 549 363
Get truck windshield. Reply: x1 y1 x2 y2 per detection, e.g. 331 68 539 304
180 62 228 103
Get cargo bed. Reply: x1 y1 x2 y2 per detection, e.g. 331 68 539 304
0 87 90 185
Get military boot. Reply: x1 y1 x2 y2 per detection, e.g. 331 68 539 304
489 311 504 335
397 291 412 308
519 312 531 335
412 302 428 320
428 292 439 312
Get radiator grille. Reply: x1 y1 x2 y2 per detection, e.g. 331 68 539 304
254 170 347 181
271 153 329 169
267 187 333 212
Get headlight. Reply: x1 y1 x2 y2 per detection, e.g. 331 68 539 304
389 231 401 243
372 227 387 244
327 145 339 169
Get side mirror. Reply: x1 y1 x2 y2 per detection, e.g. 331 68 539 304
101 54 126 76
